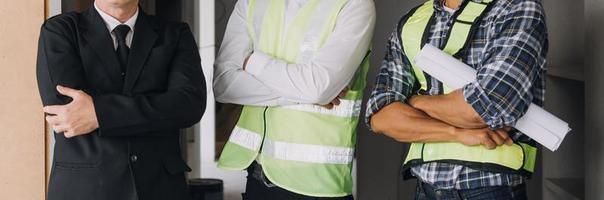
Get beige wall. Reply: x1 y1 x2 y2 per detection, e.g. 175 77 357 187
0 0 47 199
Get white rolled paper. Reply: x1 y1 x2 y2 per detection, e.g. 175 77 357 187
414 45 571 151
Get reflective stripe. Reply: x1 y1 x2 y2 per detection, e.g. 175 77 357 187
262 139 354 164
281 99 362 117
229 126 263 151
248 0 270 45
297 0 342 63
404 142 536 172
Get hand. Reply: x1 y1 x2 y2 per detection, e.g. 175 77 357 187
43 85 99 138
320 87 348 109
453 127 513 149
242 54 251 71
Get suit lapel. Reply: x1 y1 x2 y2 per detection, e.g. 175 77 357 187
123 10 158 93
83 8 124 85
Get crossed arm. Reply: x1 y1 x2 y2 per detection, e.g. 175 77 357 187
409 89 488 129
366 12 547 148
370 91 513 149
367 49 513 149
37 20 205 138
213 0 375 107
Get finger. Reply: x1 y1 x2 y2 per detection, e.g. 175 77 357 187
52 125 69 133
331 98 341 106
243 55 251 70
488 131 505 146
481 135 496 149
63 130 75 138
321 103 334 109
338 88 349 98
43 105 63 115
56 85 81 99
45 115 61 125
496 129 513 145
503 127 512 132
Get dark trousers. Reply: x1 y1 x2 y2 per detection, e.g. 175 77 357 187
242 162 354 200
415 181 528 200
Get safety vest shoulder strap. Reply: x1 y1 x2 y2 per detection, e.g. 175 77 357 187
442 0 498 57
399 1 435 92
399 0 498 93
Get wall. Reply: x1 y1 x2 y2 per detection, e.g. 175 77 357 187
0 0 47 199
539 0 585 199
584 0 604 199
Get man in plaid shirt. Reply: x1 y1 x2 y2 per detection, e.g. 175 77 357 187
366 0 548 199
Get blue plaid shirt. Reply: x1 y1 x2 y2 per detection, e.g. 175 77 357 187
365 0 548 189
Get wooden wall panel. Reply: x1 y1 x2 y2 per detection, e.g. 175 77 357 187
0 0 47 199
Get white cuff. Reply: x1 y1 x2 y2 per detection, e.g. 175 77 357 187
245 51 271 76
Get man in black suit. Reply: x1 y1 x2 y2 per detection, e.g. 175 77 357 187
36 0 206 199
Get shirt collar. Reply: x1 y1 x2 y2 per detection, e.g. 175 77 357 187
94 2 139 33
433 0 484 12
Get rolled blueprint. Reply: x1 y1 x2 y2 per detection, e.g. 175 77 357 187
414 45 571 151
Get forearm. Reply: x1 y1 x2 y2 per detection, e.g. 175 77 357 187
370 102 458 143
94 86 205 136
409 89 486 129
213 65 297 106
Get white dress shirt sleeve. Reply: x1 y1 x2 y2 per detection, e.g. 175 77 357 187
213 0 294 106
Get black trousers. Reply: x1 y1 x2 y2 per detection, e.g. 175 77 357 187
242 163 354 200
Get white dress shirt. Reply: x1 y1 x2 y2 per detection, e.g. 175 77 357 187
213 0 376 106
94 2 138 49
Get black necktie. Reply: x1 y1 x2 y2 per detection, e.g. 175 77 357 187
113 25 131 75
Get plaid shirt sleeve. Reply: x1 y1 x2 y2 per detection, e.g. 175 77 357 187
463 1 548 129
365 26 417 130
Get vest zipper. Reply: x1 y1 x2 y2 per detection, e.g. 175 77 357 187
258 106 269 154
256 106 276 187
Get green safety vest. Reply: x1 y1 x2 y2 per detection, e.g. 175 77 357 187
400 0 537 176
217 0 370 197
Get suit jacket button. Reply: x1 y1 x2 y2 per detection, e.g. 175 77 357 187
121 72 126 76
130 155 138 162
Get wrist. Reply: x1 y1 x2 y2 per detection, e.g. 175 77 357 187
369 116 383 134
449 126 462 143
408 95 422 108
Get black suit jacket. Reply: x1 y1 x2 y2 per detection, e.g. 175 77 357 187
37 6 206 200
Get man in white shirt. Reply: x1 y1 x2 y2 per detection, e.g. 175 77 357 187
214 0 375 199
